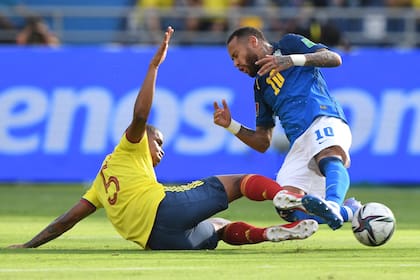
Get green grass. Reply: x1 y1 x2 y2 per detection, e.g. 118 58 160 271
1 184 420 279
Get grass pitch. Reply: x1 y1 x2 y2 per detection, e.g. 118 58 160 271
1 184 419 280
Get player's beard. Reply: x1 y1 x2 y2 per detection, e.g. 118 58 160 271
246 52 260 78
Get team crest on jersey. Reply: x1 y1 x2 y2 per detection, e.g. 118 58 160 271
274 49 282 56
255 102 259 117
301 38 316 48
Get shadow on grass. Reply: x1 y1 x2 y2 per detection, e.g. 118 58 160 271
0 247 380 255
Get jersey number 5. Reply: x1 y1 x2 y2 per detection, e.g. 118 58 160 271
100 163 120 205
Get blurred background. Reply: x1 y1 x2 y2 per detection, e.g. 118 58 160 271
0 0 419 185
1 0 419 47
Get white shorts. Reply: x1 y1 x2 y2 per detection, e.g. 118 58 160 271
275 116 352 198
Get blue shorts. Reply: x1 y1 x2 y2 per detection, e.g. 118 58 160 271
147 176 229 250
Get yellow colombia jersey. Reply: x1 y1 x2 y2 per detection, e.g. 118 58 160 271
83 132 165 248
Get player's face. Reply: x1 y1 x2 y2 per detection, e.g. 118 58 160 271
227 36 260 78
148 129 165 167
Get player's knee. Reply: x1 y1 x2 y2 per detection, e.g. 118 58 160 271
315 145 345 164
209 217 231 232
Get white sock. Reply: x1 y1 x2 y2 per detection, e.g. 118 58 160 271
343 205 353 222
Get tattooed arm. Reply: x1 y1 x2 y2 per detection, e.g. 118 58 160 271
256 49 342 76
300 49 342 67
8 200 96 248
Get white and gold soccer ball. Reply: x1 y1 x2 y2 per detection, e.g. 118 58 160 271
351 202 396 247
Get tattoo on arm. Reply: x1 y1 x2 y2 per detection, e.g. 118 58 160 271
23 202 95 248
25 222 67 248
305 50 341 67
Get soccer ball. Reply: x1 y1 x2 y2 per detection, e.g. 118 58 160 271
351 202 396 247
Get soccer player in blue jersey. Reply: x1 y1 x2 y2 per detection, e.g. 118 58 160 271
8 26 318 250
213 26 361 230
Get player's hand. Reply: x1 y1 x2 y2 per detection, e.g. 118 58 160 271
213 99 232 128
256 54 293 77
150 26 174 68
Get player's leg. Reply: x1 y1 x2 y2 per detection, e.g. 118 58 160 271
276 202 359 224
298 152 349 228
272 137 320 217
148 220 220 250
219 173 328 223
215 175 318 244
219 219 318 245
148 176 317 249
217 173 292 202
239 174 286 201
273 118 359 229
316 149 349 205
148 177 229 250
301 117 354 229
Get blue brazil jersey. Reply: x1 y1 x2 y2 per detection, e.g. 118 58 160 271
254 33 347 145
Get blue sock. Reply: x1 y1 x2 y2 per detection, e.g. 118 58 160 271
318 157 350 205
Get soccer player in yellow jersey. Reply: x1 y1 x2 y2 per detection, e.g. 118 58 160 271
8 27 318 250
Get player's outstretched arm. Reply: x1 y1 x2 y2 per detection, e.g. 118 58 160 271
125 26 174 143
7 200 96 249
213 99 273 153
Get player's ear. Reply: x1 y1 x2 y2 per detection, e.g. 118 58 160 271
248 35 258 48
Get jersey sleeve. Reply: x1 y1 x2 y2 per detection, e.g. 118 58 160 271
254 81 275 128
82 185 103 209
278 34 327 55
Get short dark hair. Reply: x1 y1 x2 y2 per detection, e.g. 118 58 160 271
146 124 158 134
227 26 266 44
